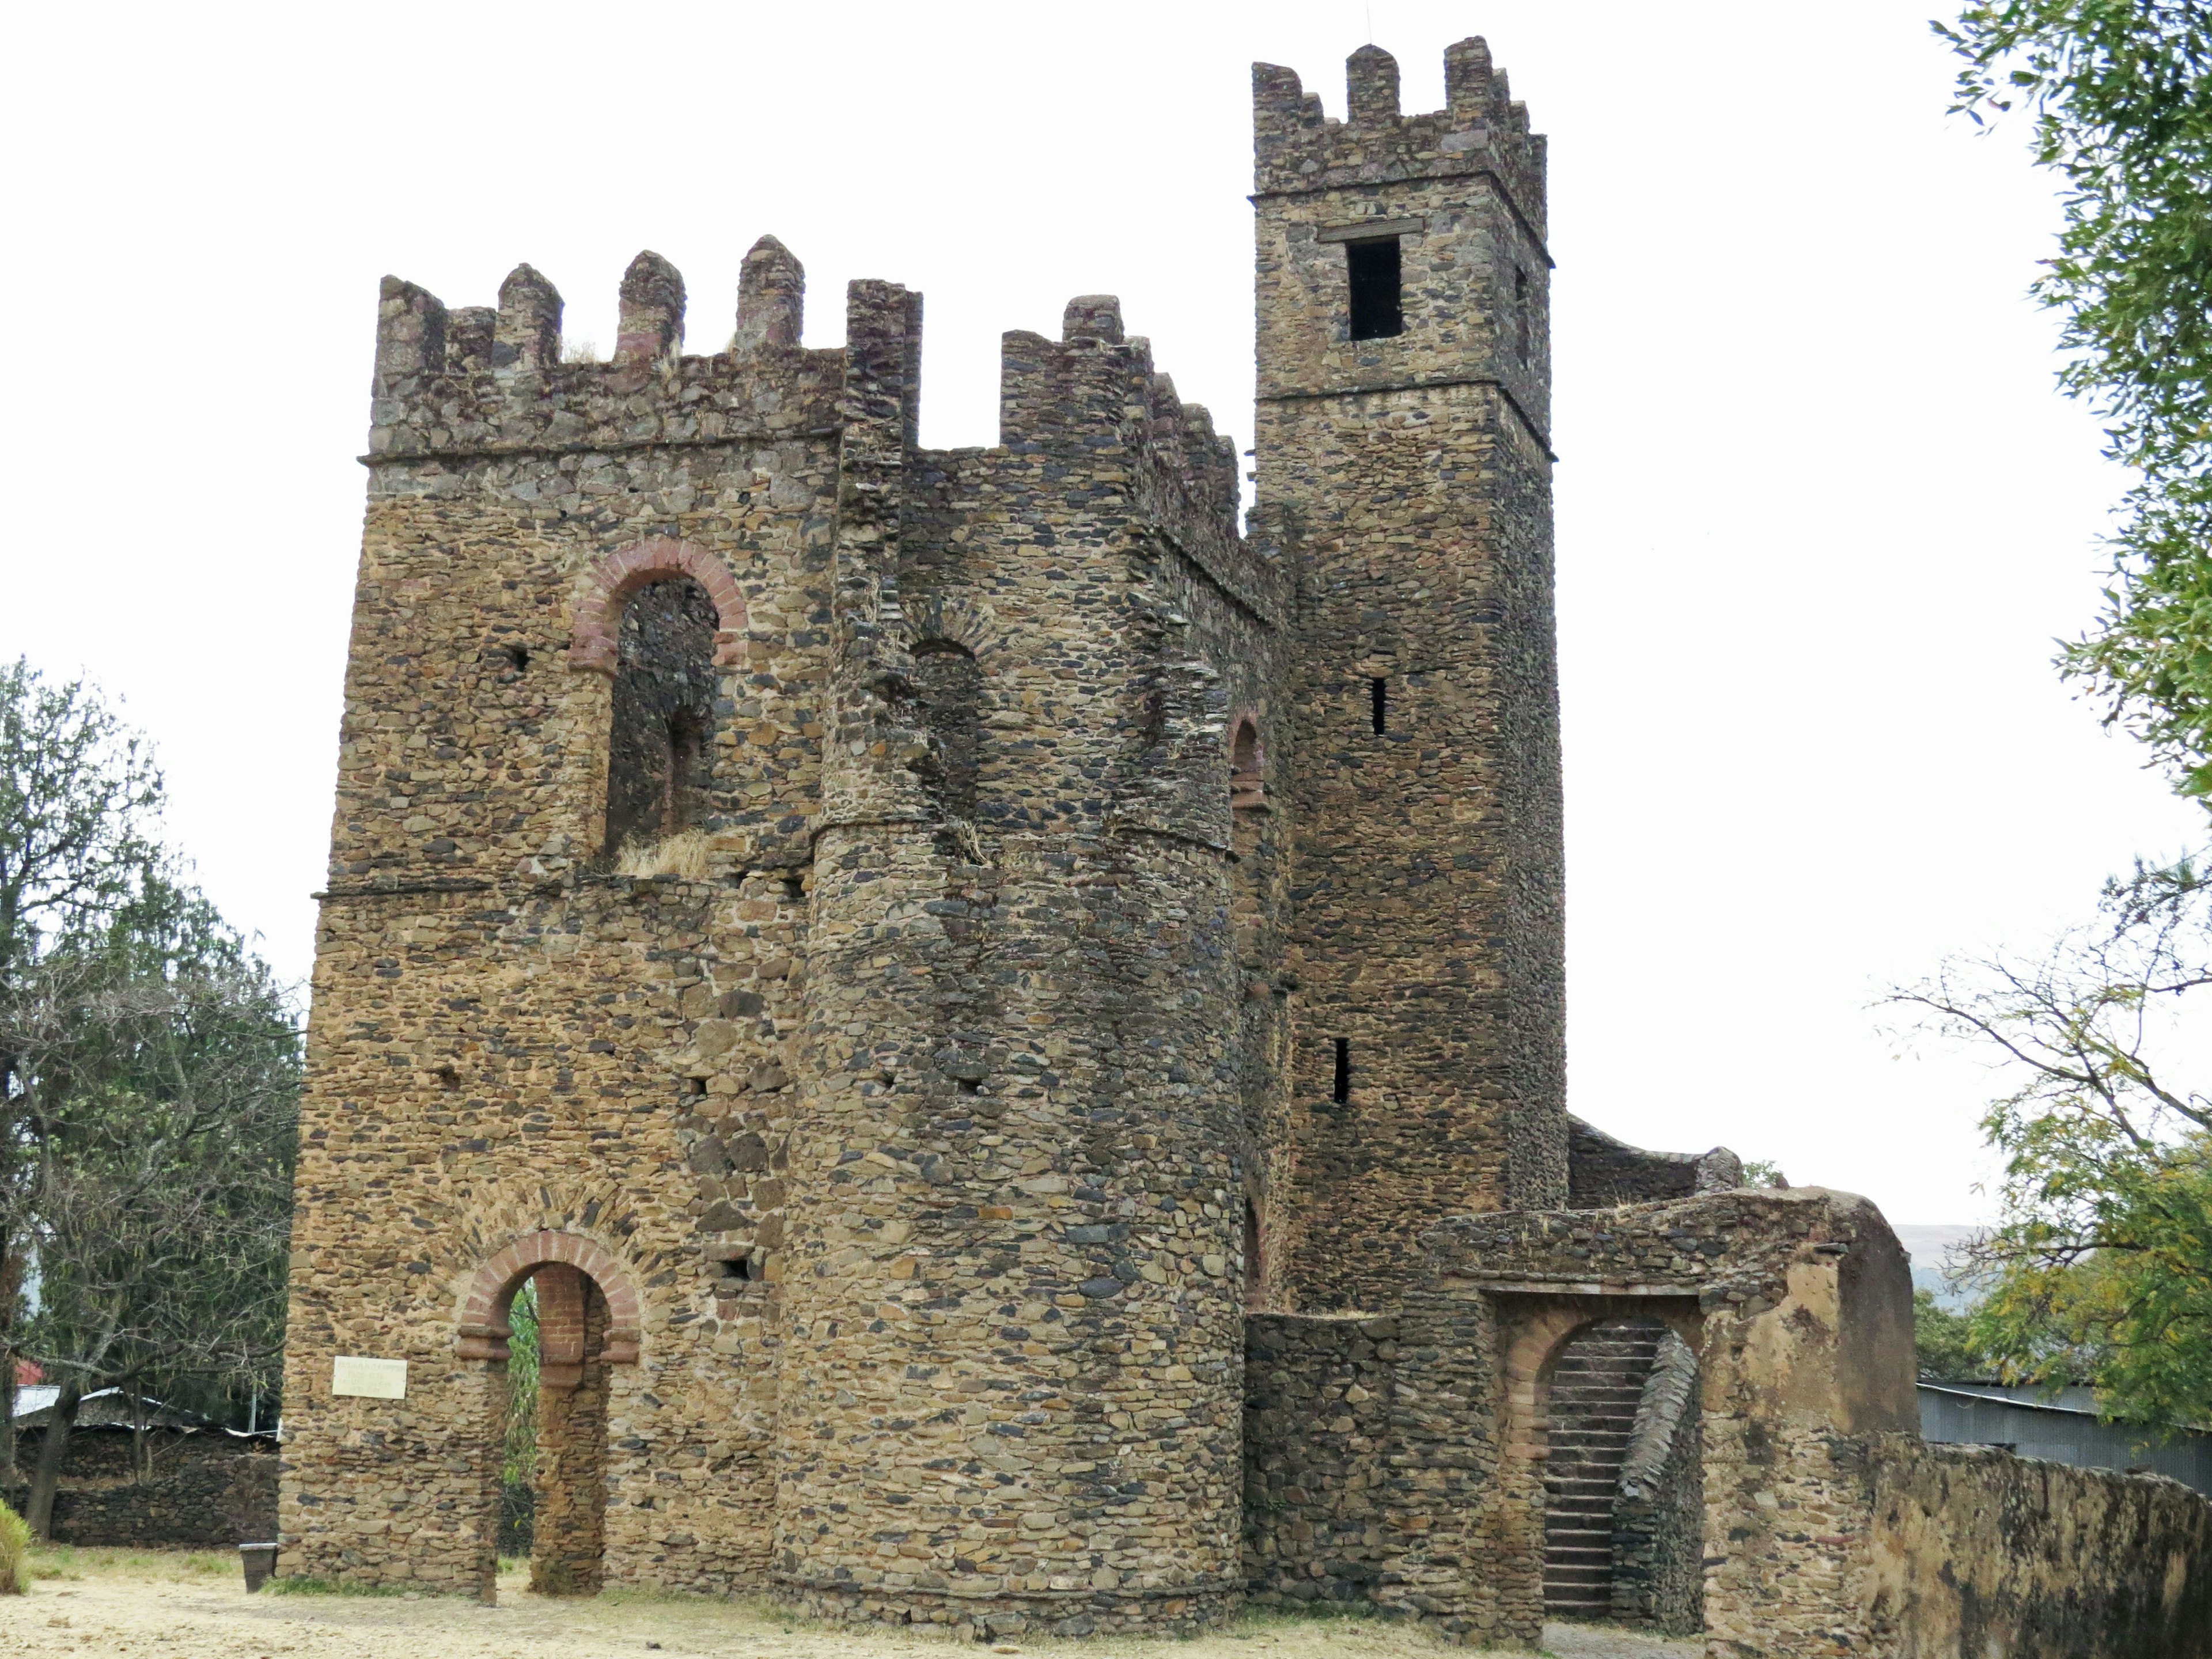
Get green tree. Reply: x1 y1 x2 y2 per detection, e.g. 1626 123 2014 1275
1892 853 2212 1427
1940 3 2212 795
3 880 299 1535
0 662 299 1533
0 660 165 1482
501 1280 540 1556
1915 1287 1998 1381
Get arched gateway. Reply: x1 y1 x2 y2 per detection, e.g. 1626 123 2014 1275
456 1232 642 1595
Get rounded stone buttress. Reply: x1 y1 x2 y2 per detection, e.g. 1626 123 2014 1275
772 823 1246 1636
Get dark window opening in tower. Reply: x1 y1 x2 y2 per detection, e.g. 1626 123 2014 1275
664 708 706 838
911 639 983 821
605 576 719 861
1515 267 1531 365
1243 1196 1264 1312
1370 677 1388 734
1332 1038 1351 1104
1230 717 1264 810
1347 237 1403 340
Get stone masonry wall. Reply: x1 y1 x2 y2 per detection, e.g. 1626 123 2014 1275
1241 1314 1401 1605
1612 1329 1703 1635
1865 1441 2212 1659
6 1429 277 1548
286 218 1278 1633
1427 1188 1918 1653
770 289 1273 1637
281 242 836 1596
1568 1116 1742 1210
1241 1299 1506 1645
1255 44 1566 1315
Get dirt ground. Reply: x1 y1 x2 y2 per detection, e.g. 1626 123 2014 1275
0 1547 1702 1659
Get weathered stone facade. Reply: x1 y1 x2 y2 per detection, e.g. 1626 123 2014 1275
277 39 2212 1655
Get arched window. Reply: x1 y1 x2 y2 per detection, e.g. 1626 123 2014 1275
1230 717 1264 813
605 578 719 860
911 639 982 821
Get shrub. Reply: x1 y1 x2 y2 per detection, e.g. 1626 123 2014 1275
0 1498 31 1594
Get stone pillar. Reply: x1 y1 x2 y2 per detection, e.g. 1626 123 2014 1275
531 1271 609 1595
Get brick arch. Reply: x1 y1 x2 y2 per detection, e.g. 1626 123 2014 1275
1498 1298 1701 1467
567 535 747 675
453 1229 643 1365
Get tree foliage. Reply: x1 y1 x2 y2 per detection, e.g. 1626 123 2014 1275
1891 852 2212 1426
1940 3 2212 794
0 662 298 1534
1914 1286 1999 1381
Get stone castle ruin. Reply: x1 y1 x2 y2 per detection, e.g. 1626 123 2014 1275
279 40 2212 1656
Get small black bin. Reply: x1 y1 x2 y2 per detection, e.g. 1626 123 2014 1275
240 1543 278 1592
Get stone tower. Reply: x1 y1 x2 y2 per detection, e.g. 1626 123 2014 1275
277 213 1273 1630
270 39 2108 1658
771 287 1268 1633
1256 41 1566 1310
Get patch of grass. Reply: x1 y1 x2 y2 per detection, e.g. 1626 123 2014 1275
18 1543 240 1585
1236 1597 1391 1626
614 828 712 881
264 1575 419 1597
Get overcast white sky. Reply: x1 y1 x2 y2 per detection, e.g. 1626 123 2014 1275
3 1 2200 1229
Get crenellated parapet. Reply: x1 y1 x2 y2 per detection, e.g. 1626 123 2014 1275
1253 37 1546 244
365 240 843 465
996 296 1280 622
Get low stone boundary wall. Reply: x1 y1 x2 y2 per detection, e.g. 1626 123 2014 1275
1866 1440 2212 1658
5 1427 278 1547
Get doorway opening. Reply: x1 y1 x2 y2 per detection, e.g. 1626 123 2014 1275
1541 1318 1703 1634
495 1263 614 1594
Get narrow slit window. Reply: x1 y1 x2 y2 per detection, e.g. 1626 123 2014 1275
1347 237 1403 340
1332 1038 1351 1105
1370 677 1388 735
1514 267 1531 365
1244 1198 1264 1312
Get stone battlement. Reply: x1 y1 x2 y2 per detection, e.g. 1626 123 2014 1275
995 296 1258 613
368 243 843 465
1252 38 1547 244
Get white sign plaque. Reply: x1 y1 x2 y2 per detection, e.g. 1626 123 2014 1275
331 1356 408 1399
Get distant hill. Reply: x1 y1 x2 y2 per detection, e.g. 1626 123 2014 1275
1892 1224 1985 1311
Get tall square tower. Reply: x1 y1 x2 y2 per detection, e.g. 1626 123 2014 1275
1255 42 1566 1309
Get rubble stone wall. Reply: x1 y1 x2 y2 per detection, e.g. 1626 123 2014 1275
1427 1188 1916 1653
1866 1441 2212 1659
6 1430 277 1548
1612 1329 1702 1635
279 247 835 1596
1241 1300 1507 1644
1567 1116 1740 1209
1241 1315 1401 1604
771 286 1270 1637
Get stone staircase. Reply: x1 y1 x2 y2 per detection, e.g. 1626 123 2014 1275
1543 1321 1666 1620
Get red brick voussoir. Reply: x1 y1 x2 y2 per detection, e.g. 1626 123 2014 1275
567 535 747 675
453 1229 643 1364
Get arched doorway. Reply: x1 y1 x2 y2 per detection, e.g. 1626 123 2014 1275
456 1233 643 1597
1540 1317 1703 1632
